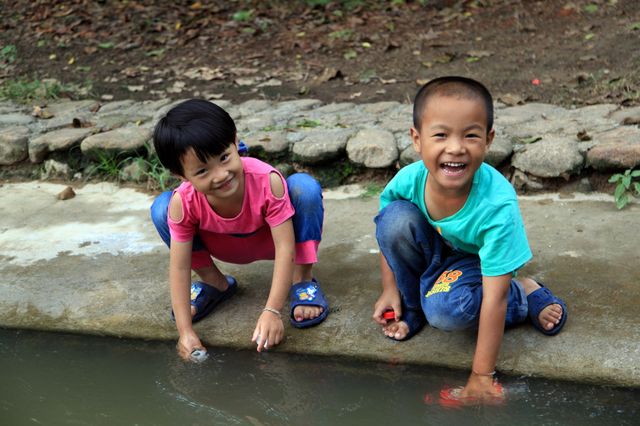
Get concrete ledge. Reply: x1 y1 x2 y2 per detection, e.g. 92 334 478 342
0 182 638 387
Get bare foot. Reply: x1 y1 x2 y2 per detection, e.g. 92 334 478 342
520 277 563 331
293 305 323 322
383 320 410 340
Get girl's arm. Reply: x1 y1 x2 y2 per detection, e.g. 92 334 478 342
252 218 295 352
168 193 203 359
460 273 511 401
251 172 295 352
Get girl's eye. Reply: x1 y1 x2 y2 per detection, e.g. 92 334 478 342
195 168 207 176
220 153 230 162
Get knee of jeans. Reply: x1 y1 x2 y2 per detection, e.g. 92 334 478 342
424 297 475 331
287 173 322 208
375 200 423 242
150 191 172 228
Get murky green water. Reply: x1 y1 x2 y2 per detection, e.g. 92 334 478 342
1 328 637 426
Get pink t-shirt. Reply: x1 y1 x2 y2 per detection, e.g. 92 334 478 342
168 157 295 243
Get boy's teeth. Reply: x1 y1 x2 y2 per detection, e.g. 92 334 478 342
443 162 464 167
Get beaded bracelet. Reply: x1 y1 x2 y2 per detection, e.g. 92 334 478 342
262 307 281 317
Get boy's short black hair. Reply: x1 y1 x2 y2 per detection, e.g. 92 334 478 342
413 76 493 134
153 99 236 176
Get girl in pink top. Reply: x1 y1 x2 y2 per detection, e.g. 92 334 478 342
150 99 328 360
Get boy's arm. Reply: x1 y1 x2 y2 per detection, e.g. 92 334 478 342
252 217 295 352
461 273 511 400
372 253 402 324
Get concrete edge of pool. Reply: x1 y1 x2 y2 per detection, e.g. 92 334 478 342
0 182 638 388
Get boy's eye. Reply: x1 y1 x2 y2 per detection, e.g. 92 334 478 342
466 133 481 139
433 133 446 138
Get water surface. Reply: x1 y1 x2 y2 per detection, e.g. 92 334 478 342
1 329 637 425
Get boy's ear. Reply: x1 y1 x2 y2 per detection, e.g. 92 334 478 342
485 128 495 152
410 127 421 152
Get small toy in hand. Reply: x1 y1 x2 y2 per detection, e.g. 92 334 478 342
383 309 396 322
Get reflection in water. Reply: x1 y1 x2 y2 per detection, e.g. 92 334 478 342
0 329 638 425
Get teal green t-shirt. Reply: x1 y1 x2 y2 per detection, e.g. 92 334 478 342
379 161 532 276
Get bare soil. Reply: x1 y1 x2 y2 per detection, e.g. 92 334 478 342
1 0 639 107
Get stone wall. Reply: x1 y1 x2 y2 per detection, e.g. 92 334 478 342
1 98 639 188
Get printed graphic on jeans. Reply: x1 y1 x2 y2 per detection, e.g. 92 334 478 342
425 270 463 298
295 284 318 301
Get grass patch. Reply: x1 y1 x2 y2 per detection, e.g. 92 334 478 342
0 78 93 103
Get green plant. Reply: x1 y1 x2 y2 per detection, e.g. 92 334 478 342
295 119 322 128
232 9 254 22
142 150 179 191
0 44 17 65
361 183 384 198
0 79 62 103
609 168 640 209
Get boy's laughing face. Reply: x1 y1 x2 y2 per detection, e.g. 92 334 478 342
411 94 494 197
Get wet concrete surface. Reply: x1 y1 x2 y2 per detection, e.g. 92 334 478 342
0 181 638 387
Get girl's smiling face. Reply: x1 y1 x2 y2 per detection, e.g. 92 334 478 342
179 140 244 204
411 94 494 197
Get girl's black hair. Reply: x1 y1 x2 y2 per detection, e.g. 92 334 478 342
413 76 493 134
153 99 236 176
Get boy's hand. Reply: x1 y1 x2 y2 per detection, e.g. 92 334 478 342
457 373 505 405
252 310 284 352
372 288 402 325
177 330 205 361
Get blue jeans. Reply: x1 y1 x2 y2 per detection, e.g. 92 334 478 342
150 172 324 258
374 200 528 331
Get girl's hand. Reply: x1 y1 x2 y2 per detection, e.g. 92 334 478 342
177 330 205 361
372 287 402 325
252 310 284 352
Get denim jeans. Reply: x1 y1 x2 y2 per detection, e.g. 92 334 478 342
374 200 528 331
150 172 324 263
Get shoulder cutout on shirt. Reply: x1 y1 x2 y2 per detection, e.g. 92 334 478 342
269 171 285 199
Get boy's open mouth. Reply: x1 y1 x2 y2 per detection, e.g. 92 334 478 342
440 162 467 175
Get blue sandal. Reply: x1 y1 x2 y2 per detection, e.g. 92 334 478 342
171 276 238 323
289 280 329 328
527 281 567 336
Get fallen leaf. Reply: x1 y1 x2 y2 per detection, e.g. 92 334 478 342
316 67 342 83
235 77 256 86
257 78 282 87
518 136 542 144
32 106 54 119
343 49 357 60
184 66 225 81
379 77 397 85
416 78 429 85
127 85 145 92
467 50 492 58
349 92 362 99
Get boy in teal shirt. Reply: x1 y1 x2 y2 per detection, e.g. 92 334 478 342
372 76 567 403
